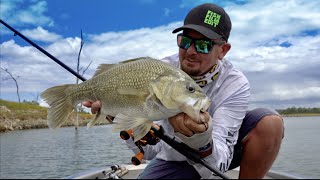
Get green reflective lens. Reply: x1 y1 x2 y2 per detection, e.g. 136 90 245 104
177 33 214 54
181 36 192 49
195 40 213 54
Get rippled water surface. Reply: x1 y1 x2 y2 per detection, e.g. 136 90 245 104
1 116 319 178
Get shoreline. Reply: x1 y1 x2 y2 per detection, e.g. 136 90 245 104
281 114 320 117
1 114 319 133
1 100 319 133
0 118 110 133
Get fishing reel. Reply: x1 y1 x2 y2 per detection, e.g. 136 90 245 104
120 125 160 165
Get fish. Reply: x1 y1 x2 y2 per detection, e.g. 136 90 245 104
41 57 211 141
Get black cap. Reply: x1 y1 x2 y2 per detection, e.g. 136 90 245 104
172 3 232 41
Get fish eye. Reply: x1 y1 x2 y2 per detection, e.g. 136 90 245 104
186 84 195 93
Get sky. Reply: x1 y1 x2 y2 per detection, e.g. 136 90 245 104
0 0 320 110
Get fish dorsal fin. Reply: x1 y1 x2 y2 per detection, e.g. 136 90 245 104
117 88 149 97
93 64 116 77
120 57 150 64
92 57 150 77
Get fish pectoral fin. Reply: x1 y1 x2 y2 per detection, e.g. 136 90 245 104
117 88 149 97
112 113 152 142
87 110 101 128
87 110 112 128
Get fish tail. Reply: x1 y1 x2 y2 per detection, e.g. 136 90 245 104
41 84 75 129
112 114 152 142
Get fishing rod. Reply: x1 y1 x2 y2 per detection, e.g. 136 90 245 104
151 125 230 179
0 19 86 82
1 19 230 179
120 125 230 179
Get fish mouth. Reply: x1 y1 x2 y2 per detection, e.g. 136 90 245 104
180 97 211 123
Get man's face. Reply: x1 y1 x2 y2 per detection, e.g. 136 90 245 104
178 30 222 76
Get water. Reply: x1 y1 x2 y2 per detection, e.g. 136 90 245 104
0 116 319 179
0 125 134 179
272 116 320 178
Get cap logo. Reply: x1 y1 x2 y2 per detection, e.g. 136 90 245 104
204 10 221 27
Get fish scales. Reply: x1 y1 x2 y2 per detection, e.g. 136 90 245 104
41 57 211 141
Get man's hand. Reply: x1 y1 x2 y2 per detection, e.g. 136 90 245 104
82 100 101 114
83 100 115 123
169 111 213 157
168 111 210 137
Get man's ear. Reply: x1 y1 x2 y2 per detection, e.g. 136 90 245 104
218 43 231 60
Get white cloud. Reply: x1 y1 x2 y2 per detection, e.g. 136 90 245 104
227 0 320 43
272 86 320 101
85 22 181 66
1 0 320 109
252 85 320 102
21 27 62 42
0 0 54 26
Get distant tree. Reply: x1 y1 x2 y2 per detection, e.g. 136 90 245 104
277 106 320 114
33 92 40 104
74 30 93 130
1 67 21 102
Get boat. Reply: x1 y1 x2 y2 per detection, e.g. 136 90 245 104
64 162 305 179
65 127 306 179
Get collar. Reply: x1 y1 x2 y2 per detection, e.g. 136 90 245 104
190 62 220 88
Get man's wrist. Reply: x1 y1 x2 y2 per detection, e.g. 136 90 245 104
198 141 213 158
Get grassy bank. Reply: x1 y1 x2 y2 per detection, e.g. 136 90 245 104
0 99 107 133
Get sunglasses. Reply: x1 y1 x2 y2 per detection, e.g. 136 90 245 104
177 33 218 54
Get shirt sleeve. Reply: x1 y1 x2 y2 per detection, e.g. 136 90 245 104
192 80 250 177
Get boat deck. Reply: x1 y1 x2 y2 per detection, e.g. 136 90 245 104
65 163 304 179
122 164 304 179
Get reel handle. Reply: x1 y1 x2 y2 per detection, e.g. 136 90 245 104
120 129 133 140
119 129 144 166
131 151 144 165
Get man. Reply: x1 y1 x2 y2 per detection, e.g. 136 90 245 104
84 3 284 179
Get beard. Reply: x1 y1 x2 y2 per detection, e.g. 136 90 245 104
179 53 202 76
180 63 201 76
